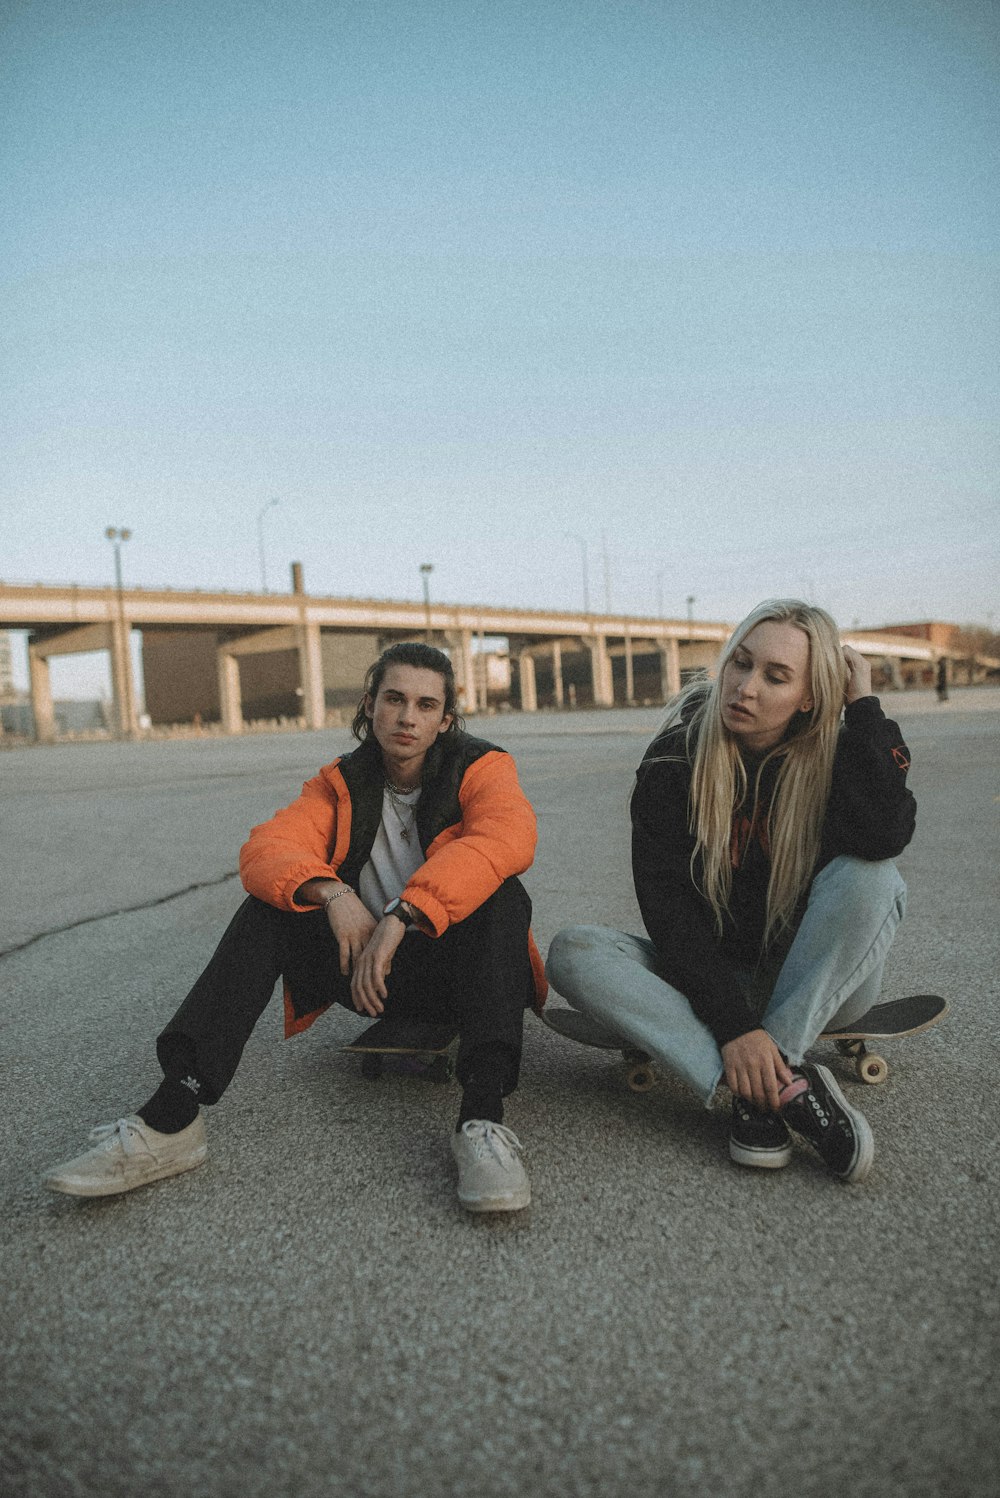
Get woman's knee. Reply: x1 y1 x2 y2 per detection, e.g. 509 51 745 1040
812 856 906 919
545 924 616 994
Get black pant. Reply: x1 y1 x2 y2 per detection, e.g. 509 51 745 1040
157 878 535 1104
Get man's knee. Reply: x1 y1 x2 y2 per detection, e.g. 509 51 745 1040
452 877 531 944
487 875 531 921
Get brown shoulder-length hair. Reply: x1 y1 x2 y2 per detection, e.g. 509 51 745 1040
351 642 466 741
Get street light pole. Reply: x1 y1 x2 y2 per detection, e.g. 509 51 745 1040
106 527 130 593
419 563 434 641
257 498 280 592
564 532 590 614
105 526 135 738
686 594 695 638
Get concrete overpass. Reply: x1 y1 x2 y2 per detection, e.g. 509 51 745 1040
0 577 937 742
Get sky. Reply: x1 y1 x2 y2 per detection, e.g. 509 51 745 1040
2 0 998 697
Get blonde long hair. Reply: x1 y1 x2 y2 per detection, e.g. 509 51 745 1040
658 599 848 946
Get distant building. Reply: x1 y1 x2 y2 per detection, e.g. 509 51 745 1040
853 621 959 651
850 620 998 686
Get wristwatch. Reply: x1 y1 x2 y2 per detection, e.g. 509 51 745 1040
383 897 415 929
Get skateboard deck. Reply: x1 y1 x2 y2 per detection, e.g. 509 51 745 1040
542 993 948 1091
818 993 948 1084
342 1017 459 1083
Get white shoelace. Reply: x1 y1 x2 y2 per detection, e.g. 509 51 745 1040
460 1120 524 1165
89 1118 147 1155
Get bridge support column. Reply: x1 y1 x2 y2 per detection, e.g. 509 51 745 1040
441 630 477 715
109 616 138 738
624 633 635 706
552 641 564 708
658 639 681 701
459 630 477 714
586 635 614 707
28 643 56 743
518 652 538 713
298 621 325 730
217 650 243 734
476 629 488 710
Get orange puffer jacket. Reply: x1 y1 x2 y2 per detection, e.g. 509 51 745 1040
239 731 547 1027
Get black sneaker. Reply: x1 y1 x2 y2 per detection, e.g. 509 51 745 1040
729 1096 793 1170
780 1063 874 1183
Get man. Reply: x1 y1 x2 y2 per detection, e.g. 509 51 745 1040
44 643 545 1213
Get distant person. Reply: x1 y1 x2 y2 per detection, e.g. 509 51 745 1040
936 658 949 703
44 643 544 1213
546 600 915 1184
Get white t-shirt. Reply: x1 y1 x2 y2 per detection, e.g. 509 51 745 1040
357 785 425 919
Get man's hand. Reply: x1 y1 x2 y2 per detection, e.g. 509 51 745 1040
324 891 378 977
721 1029 794 1114
843 644 872 706
350 916 407 1017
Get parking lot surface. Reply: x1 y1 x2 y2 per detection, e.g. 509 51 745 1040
2 690 998 1497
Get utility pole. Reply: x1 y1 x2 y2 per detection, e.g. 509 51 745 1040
419 563 434 641
257 498 279 592
564 533 590 614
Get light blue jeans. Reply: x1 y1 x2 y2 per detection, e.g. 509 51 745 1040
545 856 907 1106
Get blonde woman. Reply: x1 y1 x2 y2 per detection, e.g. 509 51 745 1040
546 600 915 1183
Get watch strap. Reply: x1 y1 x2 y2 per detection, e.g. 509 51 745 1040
383 897 415 928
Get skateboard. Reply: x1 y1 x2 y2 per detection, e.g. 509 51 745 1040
818 993 948 1085
541 993 949 1091
341 1017 459 1083
540 1007 657 1093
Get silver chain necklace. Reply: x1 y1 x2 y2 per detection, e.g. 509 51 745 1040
384 781 418 842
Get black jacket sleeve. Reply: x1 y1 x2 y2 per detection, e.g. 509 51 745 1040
820 697 916 864
630 746 760 1049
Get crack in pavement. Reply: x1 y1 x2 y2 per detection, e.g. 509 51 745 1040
0 870 241 960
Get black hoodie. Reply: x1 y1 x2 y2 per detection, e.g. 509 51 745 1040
630 696 916 1047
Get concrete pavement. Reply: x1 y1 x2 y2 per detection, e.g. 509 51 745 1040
2 690 998 1497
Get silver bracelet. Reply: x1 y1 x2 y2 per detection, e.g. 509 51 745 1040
322 885 354 908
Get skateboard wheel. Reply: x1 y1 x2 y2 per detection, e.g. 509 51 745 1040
625 1063 656 1093
856 1052 888 1085
360 1053 384 1081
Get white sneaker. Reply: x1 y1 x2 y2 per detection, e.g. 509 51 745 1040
451 1120 530 1212
42 1114 207 1198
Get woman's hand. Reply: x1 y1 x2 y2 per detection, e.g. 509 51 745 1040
843 644 872 705
324 891 378 977
722 1029 794 1114
350 917 407 1017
